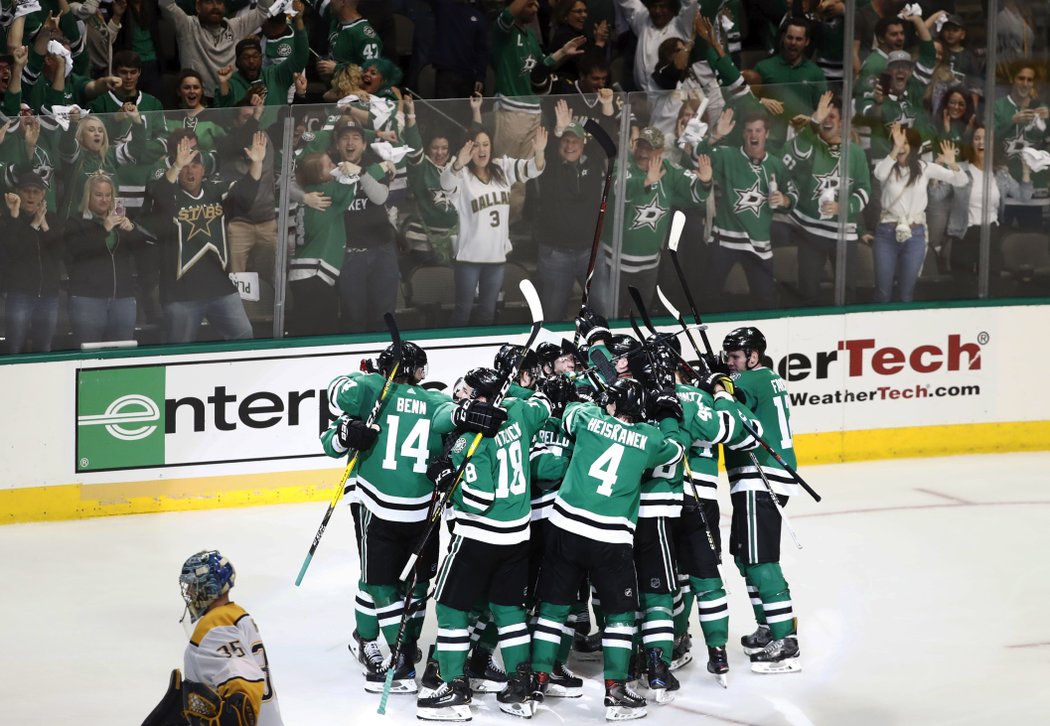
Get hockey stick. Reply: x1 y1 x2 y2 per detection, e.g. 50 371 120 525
666 210 716 357
656 284 708 364
574 118 617 348
295 313 402 587
737 418 821 503
379 279 545 714
748 451 803 550
629 284 729 587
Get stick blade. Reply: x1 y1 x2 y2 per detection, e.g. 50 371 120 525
667 211 687 253
656 285 681 320
383 312 402 362
519 278 544 327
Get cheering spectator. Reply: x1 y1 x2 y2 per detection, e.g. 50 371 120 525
89 50 163 145
442 125 547 326
287 152 361 337
159 0 275 99
215 3 306 111
315 0 383 80
615 0 698 92
534 113 606 321
330 121 399 333
754 16 828 150
932 124 1033 286
547 0 609 80
65 172 151 345
856 15 909 97
112 0 163 98
165 69 226 151
937 14 980 94
871 124 966 303
784 91 870 305
150 132 265 342
993 63 1049 188
1 171 60 354
697 108 792 310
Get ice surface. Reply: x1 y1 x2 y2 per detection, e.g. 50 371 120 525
3 451 1049 725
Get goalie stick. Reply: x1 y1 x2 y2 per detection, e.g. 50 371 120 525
378 279 546 715
295 313 402 587
574 118 617 347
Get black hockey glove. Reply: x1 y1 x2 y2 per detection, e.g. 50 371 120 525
452 399 508 437
336 415 380 452
651 388 683 422
426 456 457 494
575 305 611 346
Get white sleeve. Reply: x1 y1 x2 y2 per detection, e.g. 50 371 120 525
925 162 969 187
615 0 649 34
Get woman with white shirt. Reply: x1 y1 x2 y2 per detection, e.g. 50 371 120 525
932 124 1034 285
442 126 547 326
872 124 968 303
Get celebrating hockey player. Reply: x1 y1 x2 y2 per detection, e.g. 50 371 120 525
321 341 507 694
529 308 685 722
722 327 802 673
416 367 553 720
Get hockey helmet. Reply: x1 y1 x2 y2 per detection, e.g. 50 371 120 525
495 344 540 381
180 550 236 623
378 341 428 380
537 340 576 374
608 334 641 358
602 378 648 423
723 326 767 357
464 366 503 400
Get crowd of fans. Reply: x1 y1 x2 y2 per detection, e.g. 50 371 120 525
0 0 1047 354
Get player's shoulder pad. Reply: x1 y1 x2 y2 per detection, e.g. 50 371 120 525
190 602 249 646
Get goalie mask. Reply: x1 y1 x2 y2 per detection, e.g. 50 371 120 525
180 550 236 623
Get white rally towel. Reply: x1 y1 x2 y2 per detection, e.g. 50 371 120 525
369 141 410 164
268 0 298 18
1020 146 1050 173
898 3 922 19
368 96 396 129
47 40 73 77
329 163 361 185
50 104 89 131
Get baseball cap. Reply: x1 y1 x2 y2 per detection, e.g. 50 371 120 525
334 120 366 138
563 122 587 140
886 50 914 66
637 126 665 149
15 170 48 190
943 14 964 28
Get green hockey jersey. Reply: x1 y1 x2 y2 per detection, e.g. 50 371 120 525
447 396 552 544
321 372 454 522
491 8 551 112
783 124 871 242
550 402 683 545
675 385 759 503
529 416 575 521
328 17 382 72
723 367 799 498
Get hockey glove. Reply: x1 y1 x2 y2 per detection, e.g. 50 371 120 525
575 305 611 346
652 388 683 422
452 399 508 437
335 415 380 452
426 456 457 494
182 679 257 726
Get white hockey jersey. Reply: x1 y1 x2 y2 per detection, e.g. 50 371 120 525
441 156 541 263
183 602 284 726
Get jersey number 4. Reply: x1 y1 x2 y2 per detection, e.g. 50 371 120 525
588 443 624 497
381 415 431 473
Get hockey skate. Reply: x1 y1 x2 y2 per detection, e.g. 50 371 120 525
420 645 442 698
644 648 678 704
531 671 550 704
706 646 729 688
365 649 418 694
603 678 647 721
497 664 538 719
669 633 692 671
351 631 386 680
416 676 472 721
573 631 603 661
546 661 583 698
465 647 508 693
750 635 801 674
740 624 773 655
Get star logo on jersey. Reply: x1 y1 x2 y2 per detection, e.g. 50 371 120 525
630 193 667 231
733 179 767 218
1003 128 1029 156
174 202 228 279
812 168 840 201
431 188 454 211
521 54 538 74
452 438 467 454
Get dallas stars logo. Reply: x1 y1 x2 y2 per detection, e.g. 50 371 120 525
1002 127 1029 156
522 54 538 74
174 201 227 279
733 180 766 218
630 193 667 231
812 168 839 201
431 188 454 211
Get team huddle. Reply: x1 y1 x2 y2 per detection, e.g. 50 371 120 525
146 308 803 726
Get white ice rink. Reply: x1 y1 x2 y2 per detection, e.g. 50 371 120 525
4 451 1049 725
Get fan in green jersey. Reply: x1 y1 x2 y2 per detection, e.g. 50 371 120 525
721 326 802 674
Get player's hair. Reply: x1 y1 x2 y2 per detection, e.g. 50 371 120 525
465 128 506 185
781 16 810 41
577 53 609 78
296 152 332 187
935 85 975 128
892 127 924 187
75 116 110 161
657 36 687 66
553 0 587 26
363 57 403 92
741 110 771 130
875 16 905 42
112 50 142 71
79 172 115 217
